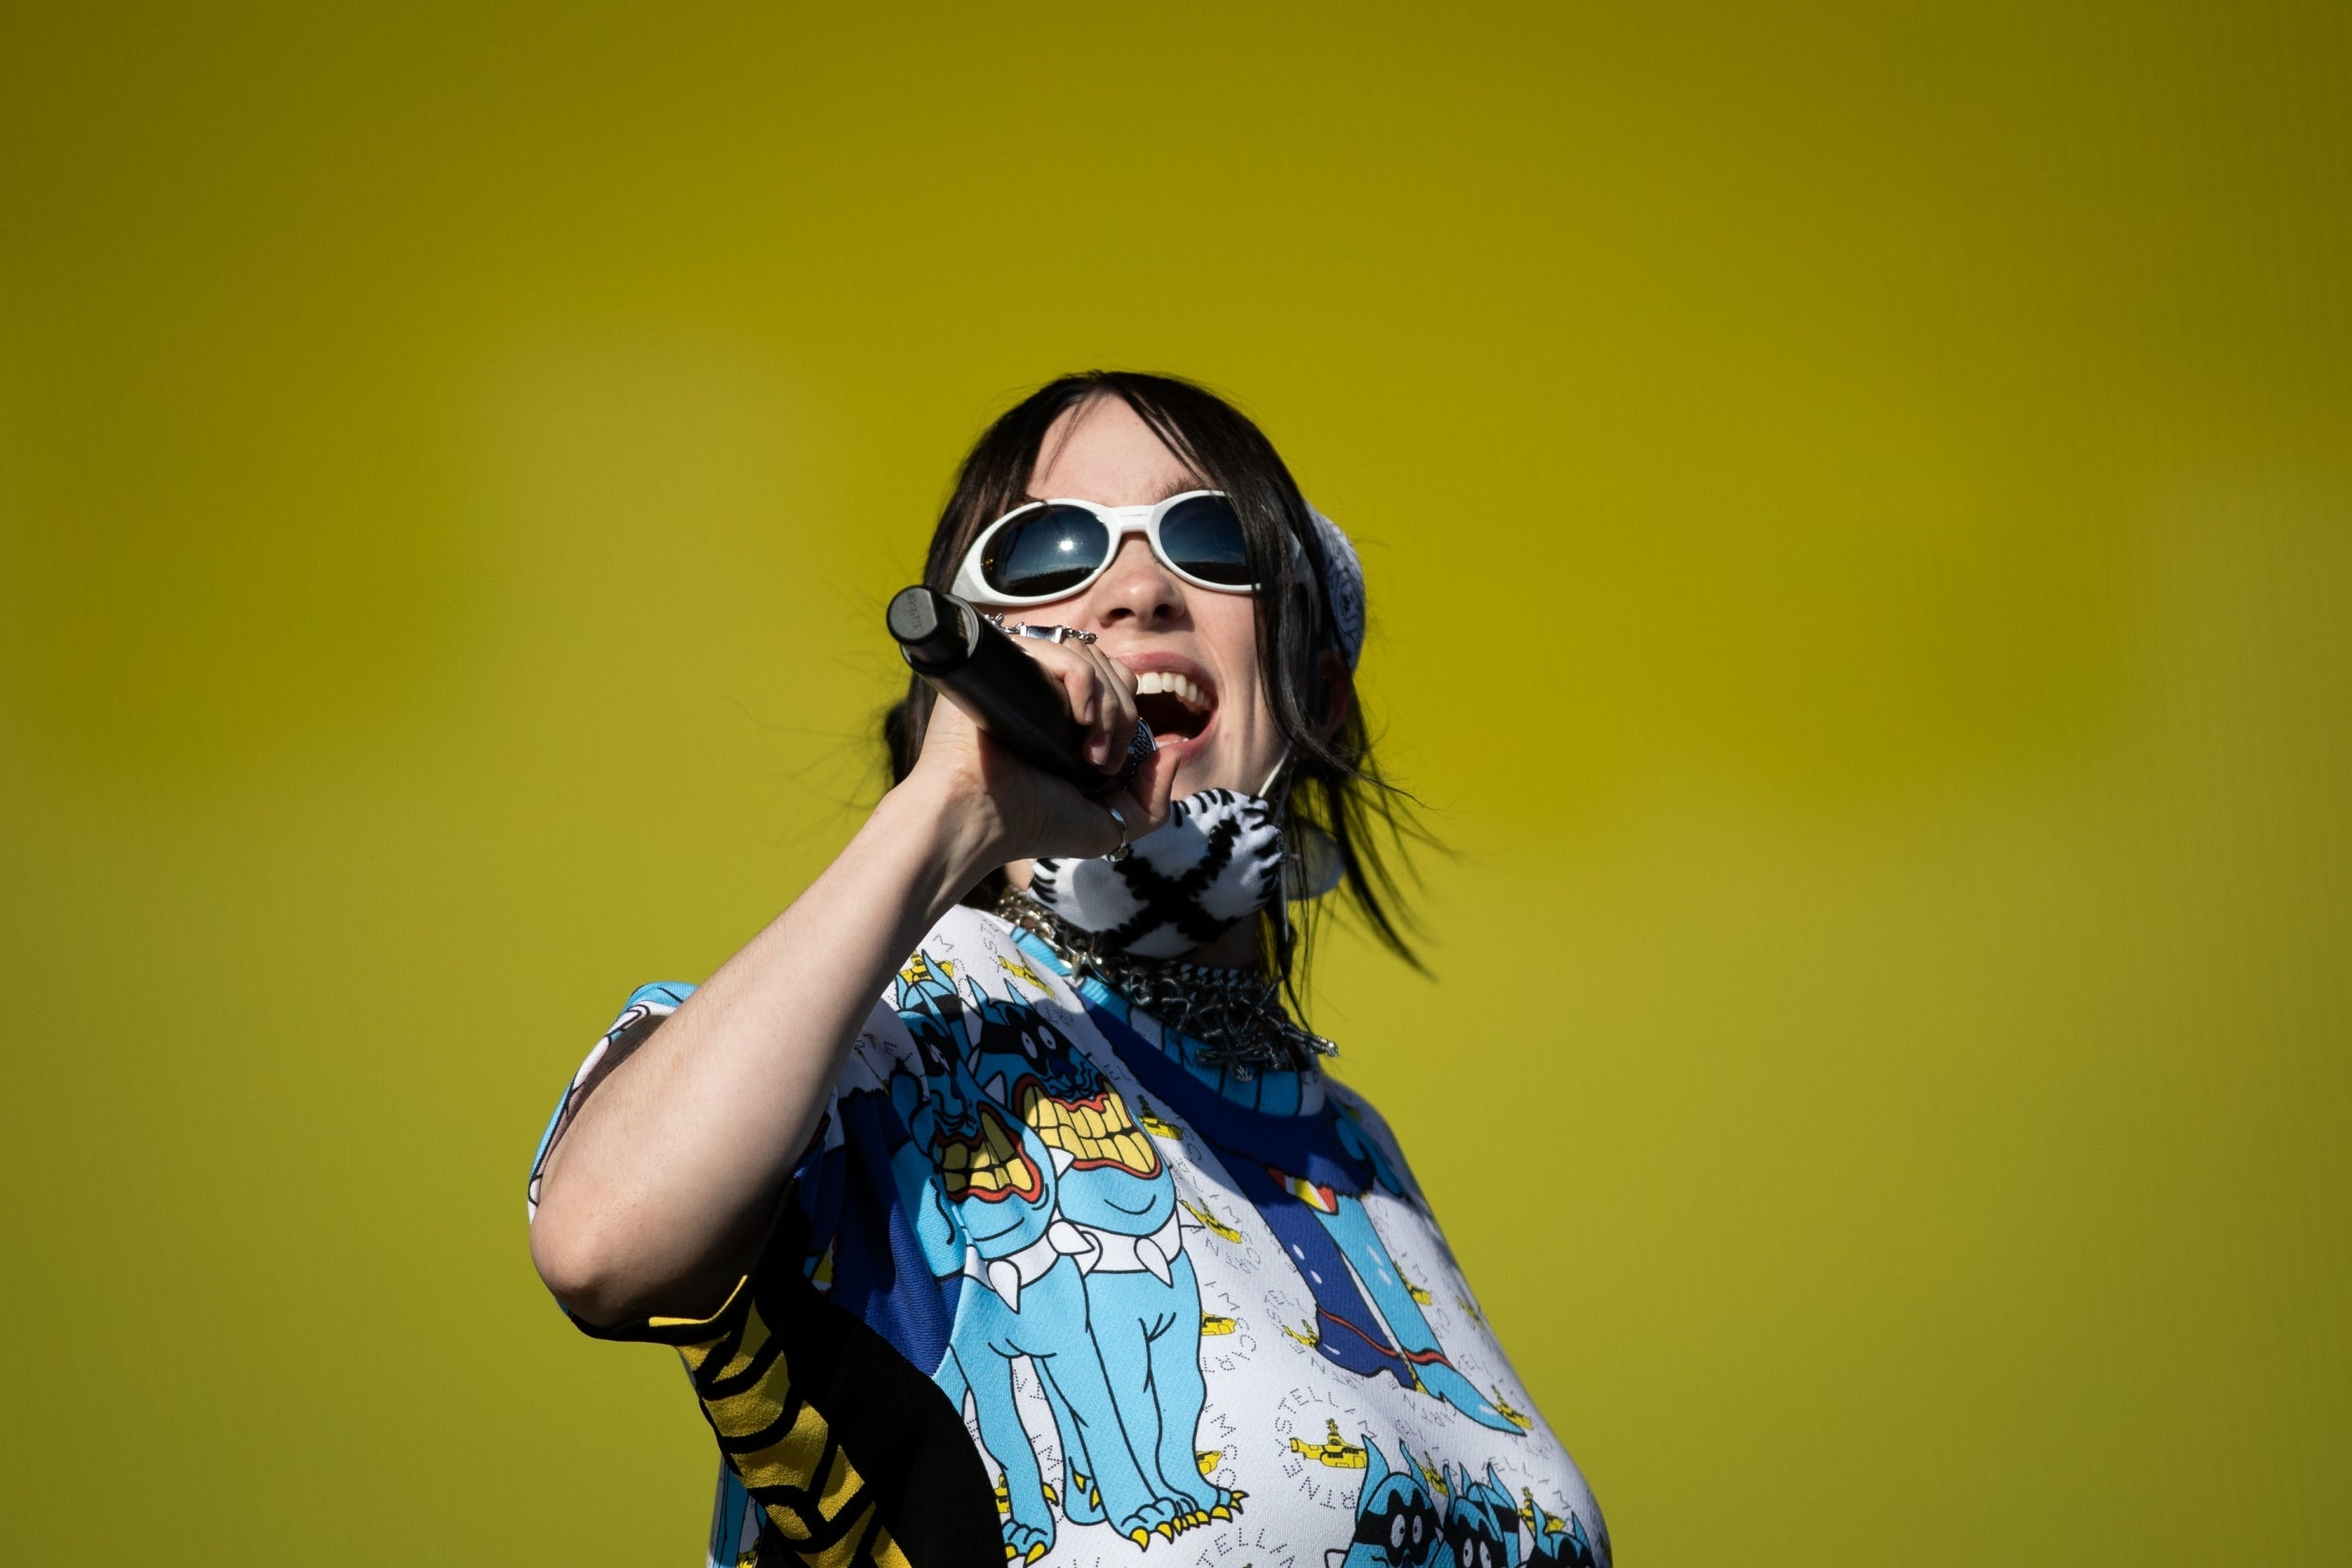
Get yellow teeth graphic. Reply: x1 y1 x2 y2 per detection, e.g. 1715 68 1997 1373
1288 1419 1366 1468
939 1103 1041 1203
1017 1087 1163 1178
1200 1314 1237 1336
1180 1198 1243 1243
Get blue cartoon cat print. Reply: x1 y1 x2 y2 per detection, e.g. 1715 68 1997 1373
1334 1441 1603 1568
1330 1437 1443 1568
548 913 1607 1568
884 955 1238 1559
1070 981 1521 1435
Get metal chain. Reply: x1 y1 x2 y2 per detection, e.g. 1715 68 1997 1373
993 886 1337 1077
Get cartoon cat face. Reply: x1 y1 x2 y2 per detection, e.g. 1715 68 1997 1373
967 989 1105 1107
1442 1464 1515 1568
965 986 1163 1183
1341 1439 1443 1568
893 962 1053 1244
1526 1506 1600 1568
1466 1465 1523 1568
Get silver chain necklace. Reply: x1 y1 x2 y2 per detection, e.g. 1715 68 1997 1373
994 886 1337 1077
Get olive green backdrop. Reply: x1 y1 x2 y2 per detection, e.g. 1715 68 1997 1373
3 3 2346 1562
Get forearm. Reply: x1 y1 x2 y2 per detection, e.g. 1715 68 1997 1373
530 775 1000 1323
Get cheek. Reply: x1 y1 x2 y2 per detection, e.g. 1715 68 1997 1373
1194 595 1271 724
1191 592 1260 663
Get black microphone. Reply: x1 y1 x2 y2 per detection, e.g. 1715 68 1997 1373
887 586 1149 798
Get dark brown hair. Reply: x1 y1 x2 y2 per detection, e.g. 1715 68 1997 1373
884 371 1422 991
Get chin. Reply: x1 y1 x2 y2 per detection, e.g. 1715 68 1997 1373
1161 742 1215 798
1162 738 1263 800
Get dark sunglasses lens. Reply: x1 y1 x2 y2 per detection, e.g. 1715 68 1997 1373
1156 495 1252 585
983 506 1109 597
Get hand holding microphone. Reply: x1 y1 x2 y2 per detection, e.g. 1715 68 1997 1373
888 587 1173 862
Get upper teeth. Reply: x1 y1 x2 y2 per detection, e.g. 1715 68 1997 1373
1136 671 1209 711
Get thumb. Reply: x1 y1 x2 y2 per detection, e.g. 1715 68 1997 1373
1131 743 1181 832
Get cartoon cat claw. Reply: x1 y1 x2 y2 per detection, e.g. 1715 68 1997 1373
999 1520 1051 1564
1065 1470 1185 1544
1133 1497 1184 1541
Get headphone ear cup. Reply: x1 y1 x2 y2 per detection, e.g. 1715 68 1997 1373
1283 821 1345 899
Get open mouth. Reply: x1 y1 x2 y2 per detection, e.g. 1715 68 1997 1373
937 1102 1044 1205
1022 1085 1164 1178
1135 669 1215 743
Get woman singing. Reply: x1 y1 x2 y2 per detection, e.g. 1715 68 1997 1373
527 372 1610 1568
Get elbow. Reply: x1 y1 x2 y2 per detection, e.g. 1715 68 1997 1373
529 1199 644 1329
530 1192 742 1328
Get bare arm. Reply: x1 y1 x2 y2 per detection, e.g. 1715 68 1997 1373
528 637 1176 1327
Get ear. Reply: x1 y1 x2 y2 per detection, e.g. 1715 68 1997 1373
1311 647 1355 743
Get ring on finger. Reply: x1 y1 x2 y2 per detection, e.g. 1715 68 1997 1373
994 618 1097 645
1104 802 1133 862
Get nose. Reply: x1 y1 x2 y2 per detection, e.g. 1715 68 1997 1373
1083 534 1186 630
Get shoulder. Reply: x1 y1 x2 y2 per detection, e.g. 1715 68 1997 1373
1319 1075 1394 1139
527 979 701 1219
576 980 697 1088
577 981 698 1091
605 980 694 1037
1322 1077 1433 1209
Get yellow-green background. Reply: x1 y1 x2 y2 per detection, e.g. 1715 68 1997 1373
3 3 2346 1561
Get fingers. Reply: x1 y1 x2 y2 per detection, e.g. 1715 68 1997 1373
1009 635 1136 773
1090 791 1141 859
1086 743 1173 845
1088 645 1139 771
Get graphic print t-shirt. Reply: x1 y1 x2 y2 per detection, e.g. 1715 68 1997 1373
528 907 1609 1568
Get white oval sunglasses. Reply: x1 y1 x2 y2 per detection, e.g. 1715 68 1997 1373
951 489 1306 609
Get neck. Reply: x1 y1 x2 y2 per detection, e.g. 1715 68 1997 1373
1178 918 1265 969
